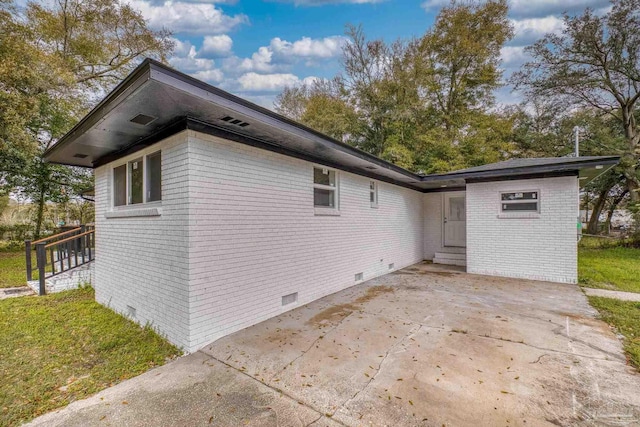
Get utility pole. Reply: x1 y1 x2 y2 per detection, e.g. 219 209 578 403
574 126 580 157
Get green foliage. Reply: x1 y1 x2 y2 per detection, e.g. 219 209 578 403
0 0 173 237
587 297 640 370
276 1 514 173
512 0 640 209
0 287 181 426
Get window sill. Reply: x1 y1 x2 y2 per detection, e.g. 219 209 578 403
314 207 341 216
105 207 162 219
497 213 540 219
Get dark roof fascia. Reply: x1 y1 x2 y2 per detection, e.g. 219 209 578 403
92 117 426 192
422 186 467 193
43 59 154 160
421 157 620 183
465 170 578 184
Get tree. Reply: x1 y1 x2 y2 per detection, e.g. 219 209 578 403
512 0 640 208
276 1 516 173
0 0 173 238
412 0 513 131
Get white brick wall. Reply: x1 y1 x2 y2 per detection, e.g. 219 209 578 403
94 132 192 350
94 130 424 352
93 128 579 352
466 176 579 284
186 131 424 351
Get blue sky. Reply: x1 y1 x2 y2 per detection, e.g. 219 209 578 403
123 0 612 108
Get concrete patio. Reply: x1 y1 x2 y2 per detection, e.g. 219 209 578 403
26 262 640 426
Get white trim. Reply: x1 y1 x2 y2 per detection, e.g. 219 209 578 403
105 207 162 219
442 192 467 248
498 189 540 215
110 146 163 211
312 165 339 211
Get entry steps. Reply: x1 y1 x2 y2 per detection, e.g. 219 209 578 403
433 252 466 266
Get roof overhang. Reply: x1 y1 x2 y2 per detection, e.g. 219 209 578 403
45 59 620 193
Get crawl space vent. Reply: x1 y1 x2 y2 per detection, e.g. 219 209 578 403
282 292 298 306
126 305 137 318
355 272 364 281
221 115 250 127
129 114 156 126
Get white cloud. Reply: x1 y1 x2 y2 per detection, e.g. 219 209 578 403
270 36 346 59
169 44 216 73
237 72 318 92
422 0 609 18
192 68 225 83
221 35 346 75
200 34 233 57
500 46 529 67
126 0 248 34
509 16 564 45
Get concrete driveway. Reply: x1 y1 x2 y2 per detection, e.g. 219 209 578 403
27 263 640 426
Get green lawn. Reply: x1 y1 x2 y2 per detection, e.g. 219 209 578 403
578 246 640 293
0 251 37 288
0 287 181 426
578 243 640 370
588 296 640 370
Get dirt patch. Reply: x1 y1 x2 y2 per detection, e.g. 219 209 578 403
419 271 455 277
265 328 299 344
353 285 394 304
306 286 395 328
306 303 358 327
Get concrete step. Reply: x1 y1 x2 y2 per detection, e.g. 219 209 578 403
433 252 466 266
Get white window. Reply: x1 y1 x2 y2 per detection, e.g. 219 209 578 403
370 181 378 208
500 191 539 212
313 166 337 208
113 151 162 207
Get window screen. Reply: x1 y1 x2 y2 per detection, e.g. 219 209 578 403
313 168 335 186
313 167 337 208
370 181 378 207
146 151 162 202
128 158 143 205
314 188 335 207
501 191 539 212
113 164 127 207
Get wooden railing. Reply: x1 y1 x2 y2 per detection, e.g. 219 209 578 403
25 225 95 295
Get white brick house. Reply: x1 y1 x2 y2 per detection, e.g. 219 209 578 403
45 60 618 352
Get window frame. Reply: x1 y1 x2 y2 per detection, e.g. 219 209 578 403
499 190 540 214
370 180 378 208
112 149 162 209
313 165 339 214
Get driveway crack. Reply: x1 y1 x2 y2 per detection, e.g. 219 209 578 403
450 330 625 362
270 310 356 382
335 323 422 416
201 352 349 427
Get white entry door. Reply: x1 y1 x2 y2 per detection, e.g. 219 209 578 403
444 193 466 247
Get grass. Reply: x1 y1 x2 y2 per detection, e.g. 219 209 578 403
588 296 640 370
0 287 181 426
578 245 640 293
0 251 37 288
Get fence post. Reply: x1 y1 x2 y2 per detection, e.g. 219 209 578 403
36 243 46 296
25 240 32 281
